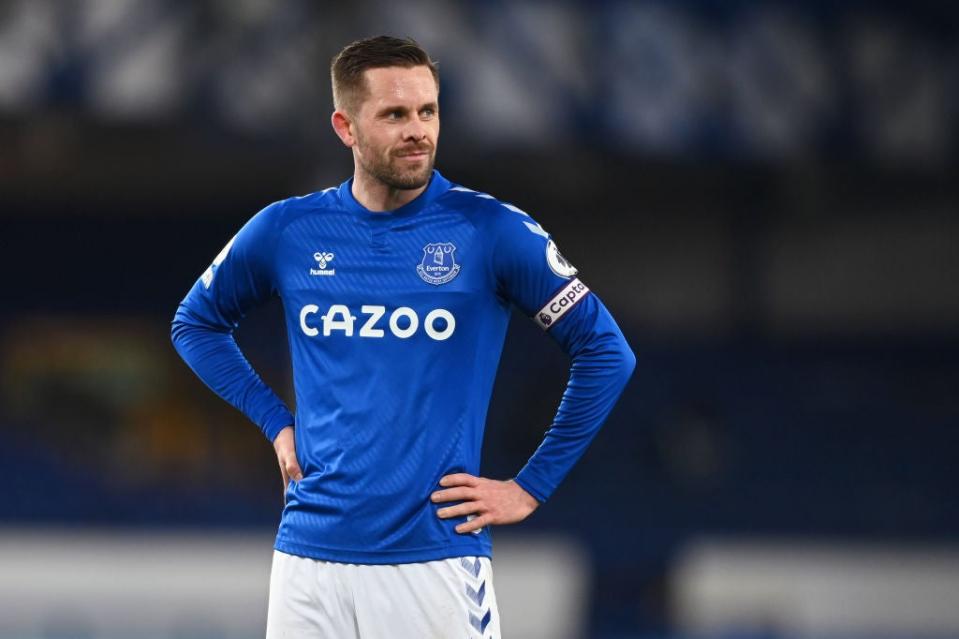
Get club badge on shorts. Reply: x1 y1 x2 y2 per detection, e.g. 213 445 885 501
417 242 461 285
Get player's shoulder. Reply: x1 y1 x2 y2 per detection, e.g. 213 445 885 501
251 186 341 232
269 186 340 219
438 181 544 235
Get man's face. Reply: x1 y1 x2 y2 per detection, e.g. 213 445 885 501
349 65 439 190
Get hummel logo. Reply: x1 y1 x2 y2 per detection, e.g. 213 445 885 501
310 251 335 276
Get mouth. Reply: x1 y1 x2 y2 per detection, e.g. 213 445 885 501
395 148 432 160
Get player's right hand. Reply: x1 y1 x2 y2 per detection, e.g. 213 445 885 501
273 426 303 500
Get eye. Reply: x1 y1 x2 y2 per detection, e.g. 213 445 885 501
420 107 435 118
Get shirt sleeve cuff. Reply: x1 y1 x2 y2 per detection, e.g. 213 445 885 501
513 468 552 504
262 408 295 442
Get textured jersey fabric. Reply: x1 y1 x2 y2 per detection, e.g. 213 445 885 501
171 170 635 564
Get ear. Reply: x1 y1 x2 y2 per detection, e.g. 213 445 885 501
331 110 355 148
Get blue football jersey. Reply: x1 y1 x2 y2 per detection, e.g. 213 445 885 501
172 170 634 564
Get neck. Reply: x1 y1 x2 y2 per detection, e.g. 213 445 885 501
351 165 428 213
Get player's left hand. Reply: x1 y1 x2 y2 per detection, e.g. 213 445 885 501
432 474 540 534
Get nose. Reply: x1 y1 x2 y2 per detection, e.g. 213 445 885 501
402 118 427 142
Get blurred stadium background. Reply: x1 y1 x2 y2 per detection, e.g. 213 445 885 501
2 1 958 638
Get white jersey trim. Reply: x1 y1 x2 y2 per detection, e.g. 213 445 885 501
533 278 590 330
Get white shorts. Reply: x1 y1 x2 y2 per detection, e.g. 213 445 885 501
265 550 501 639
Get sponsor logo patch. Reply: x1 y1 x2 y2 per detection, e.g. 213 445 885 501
417 242 461 285
534 278 590 329
299 304 455 341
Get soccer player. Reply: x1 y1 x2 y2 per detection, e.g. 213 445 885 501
171 35 634 638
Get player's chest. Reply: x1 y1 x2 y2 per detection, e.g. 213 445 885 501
275 213 487 303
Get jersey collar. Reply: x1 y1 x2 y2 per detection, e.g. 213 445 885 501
338 170 451 219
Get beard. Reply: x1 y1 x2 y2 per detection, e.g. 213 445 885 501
356 136 435 191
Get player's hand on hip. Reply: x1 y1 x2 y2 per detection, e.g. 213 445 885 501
273 426 303 497
432 473 539 534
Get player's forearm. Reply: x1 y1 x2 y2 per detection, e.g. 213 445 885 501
171 307 294 441
514 298 635 503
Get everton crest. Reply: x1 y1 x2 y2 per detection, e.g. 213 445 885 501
417 242 461 285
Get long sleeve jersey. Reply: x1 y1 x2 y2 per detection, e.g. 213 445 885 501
171 170 635 564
